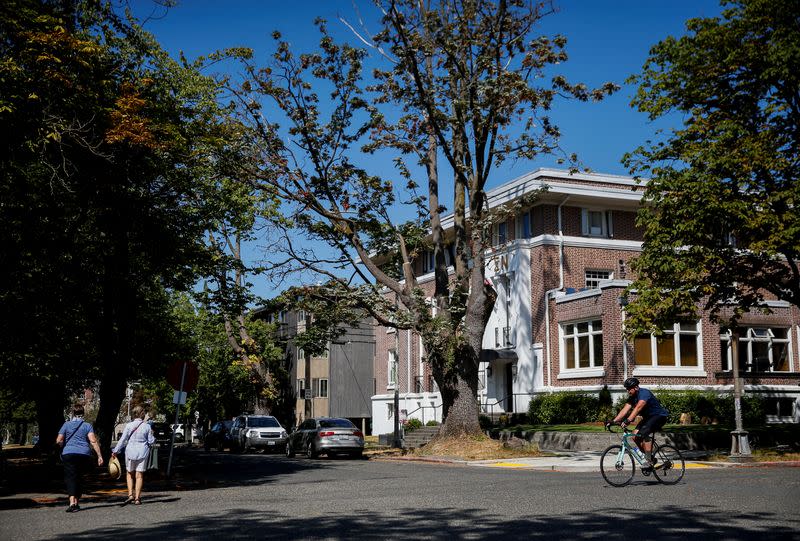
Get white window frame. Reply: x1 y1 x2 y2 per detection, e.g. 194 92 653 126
633 321 706 377
585 269 612 290
720 327 793 372
493 221 508 246
317 378 328 398
388 349 398 389
581 209 613 238
422 249 435 274
297 378 306 396
558 319 605 378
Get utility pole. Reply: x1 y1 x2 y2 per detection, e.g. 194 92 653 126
729 330 752 462
393 326 401 449
304 311 312 421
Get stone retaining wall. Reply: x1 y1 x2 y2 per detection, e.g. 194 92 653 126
496 430 731 452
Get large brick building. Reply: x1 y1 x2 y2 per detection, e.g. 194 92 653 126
370 168 800 436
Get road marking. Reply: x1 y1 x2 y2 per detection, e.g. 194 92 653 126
685 463 712 469
486 462 530 468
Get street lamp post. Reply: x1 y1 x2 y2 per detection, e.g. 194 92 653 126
729 331 753 462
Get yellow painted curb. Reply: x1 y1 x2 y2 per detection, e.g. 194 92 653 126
486 462 530 468
684 463 712 469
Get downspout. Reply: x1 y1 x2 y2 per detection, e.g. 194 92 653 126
406 328 411 415
544 196 570 390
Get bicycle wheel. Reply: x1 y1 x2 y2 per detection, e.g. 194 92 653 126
651 443 685 485
600 445 636 487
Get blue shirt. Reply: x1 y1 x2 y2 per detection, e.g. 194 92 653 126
627 387 669 419
58 418 94 456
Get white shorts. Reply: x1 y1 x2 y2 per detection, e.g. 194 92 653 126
125 456 147 473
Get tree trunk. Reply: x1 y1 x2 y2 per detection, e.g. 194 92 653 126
34 379 68 453
437 346 481 438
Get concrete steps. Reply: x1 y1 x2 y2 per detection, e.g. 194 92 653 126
402 426 440 449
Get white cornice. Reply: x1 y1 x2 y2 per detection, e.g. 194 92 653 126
441 168 644 229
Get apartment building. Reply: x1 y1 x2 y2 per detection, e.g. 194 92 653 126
253 306 375 434
371 168 800 435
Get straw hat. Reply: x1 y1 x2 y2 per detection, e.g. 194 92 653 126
108 455 122 479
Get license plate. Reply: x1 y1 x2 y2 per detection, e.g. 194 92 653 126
267 441 275 445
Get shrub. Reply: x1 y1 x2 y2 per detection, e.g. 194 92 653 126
478 414 493 431
528 392 599 424
623 390 768 427
425 420 440 427
403 418 423 432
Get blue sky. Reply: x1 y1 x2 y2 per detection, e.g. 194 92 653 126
139 0 725 177
135 1 726 298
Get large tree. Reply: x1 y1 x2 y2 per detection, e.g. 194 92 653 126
0 0 250 450
622 0 800 333
232 0 614 437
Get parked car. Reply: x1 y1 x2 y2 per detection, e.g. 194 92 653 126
204 420 234 451
286 417 364 459
150 422 173 445
231 415 288 453
171 423 186 442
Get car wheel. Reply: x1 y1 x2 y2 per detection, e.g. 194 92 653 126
286 443 295 458
350 450 363 460
306 441 318 459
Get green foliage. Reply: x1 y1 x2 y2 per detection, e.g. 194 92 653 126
403 418 424 432
425 420 440 427
627 390 767 428
527 392 601 424
478 415 493 431
623 0 800 334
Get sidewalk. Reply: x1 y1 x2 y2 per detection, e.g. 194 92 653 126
373 450 800 472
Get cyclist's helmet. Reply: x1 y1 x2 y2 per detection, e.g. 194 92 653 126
623 377 640 390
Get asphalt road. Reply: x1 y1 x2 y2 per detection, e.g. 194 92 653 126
2 449 799 540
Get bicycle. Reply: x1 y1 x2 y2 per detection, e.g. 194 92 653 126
600 422 685 487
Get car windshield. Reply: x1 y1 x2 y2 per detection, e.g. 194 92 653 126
249 417 280 428
319 419 355 429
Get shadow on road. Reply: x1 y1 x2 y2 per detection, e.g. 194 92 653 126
34 503 800 540
0 446 352 507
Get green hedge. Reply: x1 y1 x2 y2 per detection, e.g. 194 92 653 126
526 389 769 427
528 392 601 424
654 390 766 427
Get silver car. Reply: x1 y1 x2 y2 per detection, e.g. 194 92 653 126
286 417 365 459
232 415 288 453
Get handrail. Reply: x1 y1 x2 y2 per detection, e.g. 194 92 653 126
404 403 443 426
479 392 528 419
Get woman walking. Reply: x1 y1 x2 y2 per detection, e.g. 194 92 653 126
112 405 155 505
56 403 104 513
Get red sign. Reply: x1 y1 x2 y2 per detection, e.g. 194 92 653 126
166 360 199 392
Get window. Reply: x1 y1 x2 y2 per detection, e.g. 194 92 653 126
297 347 305 360
581 209 613 238
388 349 398 389
493 221 508 246
297 379 306 396
317 378 328 398
634 322 701 370
720 327 791 372
422 249 435 273
585 269 612 289
561 320 604 371
519 210 532 238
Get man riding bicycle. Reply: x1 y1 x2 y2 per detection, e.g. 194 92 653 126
607 377 669 470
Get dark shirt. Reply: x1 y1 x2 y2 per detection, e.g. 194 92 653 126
627 387 669 419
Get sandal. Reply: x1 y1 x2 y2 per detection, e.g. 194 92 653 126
122 495 135 505
133 499 142 505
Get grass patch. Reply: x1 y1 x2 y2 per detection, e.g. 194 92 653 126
415 434 542 461
707 448 800 462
